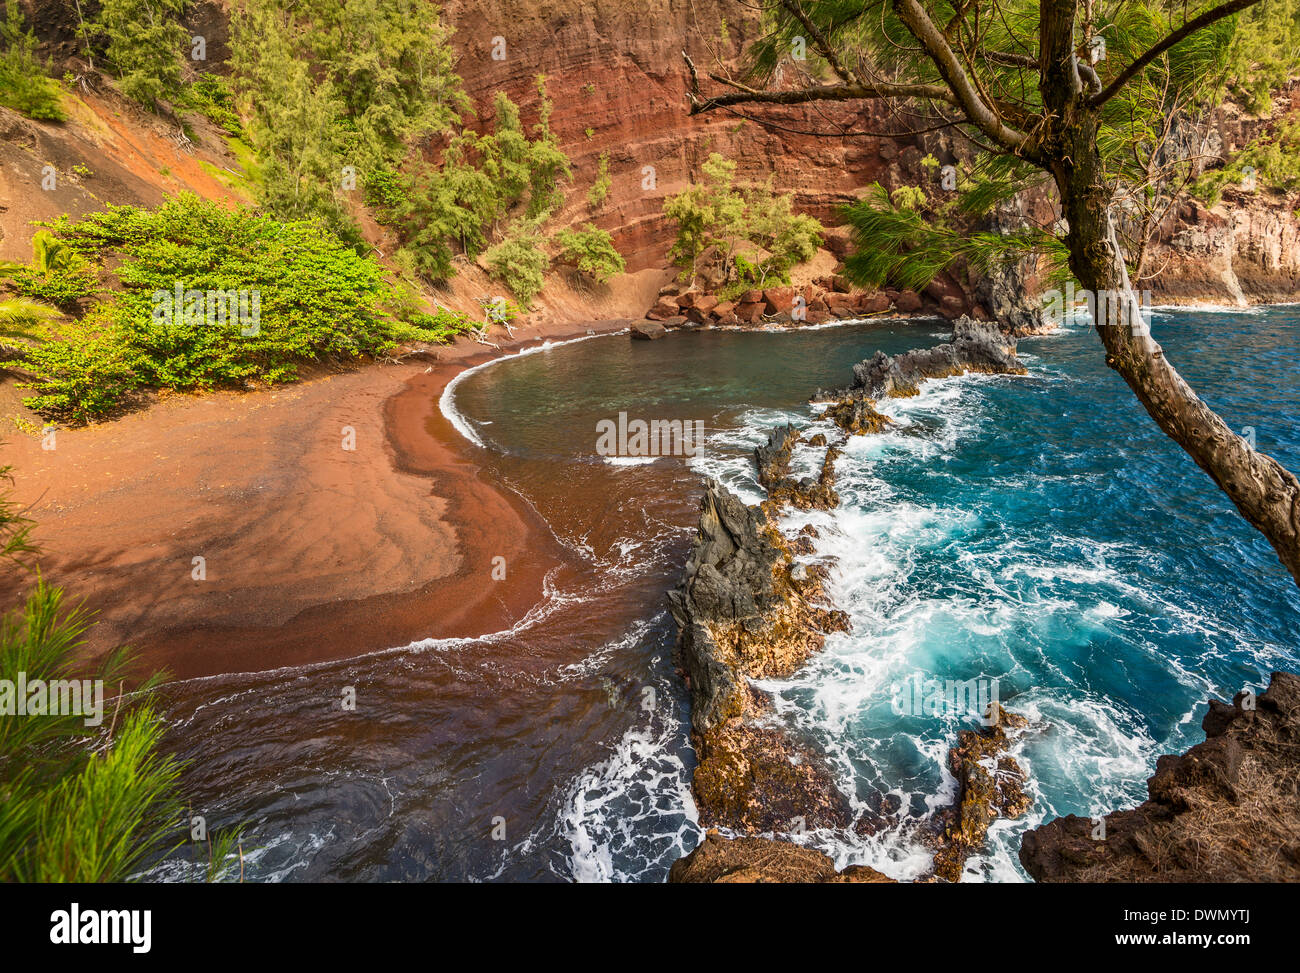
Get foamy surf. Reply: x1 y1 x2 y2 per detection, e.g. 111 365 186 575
440 332 616 449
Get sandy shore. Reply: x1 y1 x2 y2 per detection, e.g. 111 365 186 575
0 319 633 681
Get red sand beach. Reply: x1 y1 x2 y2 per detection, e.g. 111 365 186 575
0 320 631 681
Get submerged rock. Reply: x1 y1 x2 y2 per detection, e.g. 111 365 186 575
669 831 894 883
851 315 1025 398
1019 671 1300 882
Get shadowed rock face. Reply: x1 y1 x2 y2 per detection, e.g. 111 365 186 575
669 831 894 883
851 316 1026 398
1020 671 1300 882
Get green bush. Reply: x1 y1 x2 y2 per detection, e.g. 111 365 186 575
95 0 187 109
0 580 188 882
18 194 416 421
588 152 611 209
0 4 66 121
663 151 823 287
485 219 549 308
555 224 624 284
180 74 243 137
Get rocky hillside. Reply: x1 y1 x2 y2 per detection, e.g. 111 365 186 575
8 0 1300 316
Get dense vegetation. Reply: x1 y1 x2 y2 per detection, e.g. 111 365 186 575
0 3 65 121
15 195 477 422
663 152 823 294
556 225 626 285
1222 0 1300 113
384 82 573 299
3 0 626 318
95 0 188 109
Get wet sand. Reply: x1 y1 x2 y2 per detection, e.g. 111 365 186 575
0 320 632 681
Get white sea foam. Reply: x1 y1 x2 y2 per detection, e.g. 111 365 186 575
440 333 616 449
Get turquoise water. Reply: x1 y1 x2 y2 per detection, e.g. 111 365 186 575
449 308 1300 880
146 308 1300 883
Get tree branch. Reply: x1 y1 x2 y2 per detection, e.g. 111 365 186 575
684 52 962 114
891 0 1034 156
777 0 859 85
1090 0 1265 108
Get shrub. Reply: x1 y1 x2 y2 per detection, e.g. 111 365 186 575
485 219 549 308
663 151 823 287
588 152 611 209
555 224 624 284
95 0 187 109
18 195 410 421
180 73 242 137
0 4 66 121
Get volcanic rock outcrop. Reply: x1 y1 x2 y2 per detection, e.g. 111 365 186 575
928 704 1032 882
753 423 841 511
848 316 1026 399
1019 671 1300 882
667 478 851 832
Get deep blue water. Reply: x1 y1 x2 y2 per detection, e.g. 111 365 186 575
147 307 1300 883
448 307 1300 880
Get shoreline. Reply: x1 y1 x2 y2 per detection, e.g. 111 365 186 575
0 319 631 682
2 298 1290 683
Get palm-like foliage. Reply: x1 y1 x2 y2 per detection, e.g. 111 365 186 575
702 1 1248 286
0 581 184 882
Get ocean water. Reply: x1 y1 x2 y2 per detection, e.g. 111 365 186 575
146 308 1300 882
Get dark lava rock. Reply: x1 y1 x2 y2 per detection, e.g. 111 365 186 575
851 316 1025 398
667 479 852 832
753 424 840 510
1019 671 1300 882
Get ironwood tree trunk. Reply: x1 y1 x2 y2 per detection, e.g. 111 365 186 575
1038 26 1300 585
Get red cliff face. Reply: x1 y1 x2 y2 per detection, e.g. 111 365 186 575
12 0 1300 303
443 0 908 271
442 0 1300 303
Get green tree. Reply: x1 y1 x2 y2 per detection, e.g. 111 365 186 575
0 2 66 121
292 0 468 170
485 218 550 307
689 0 1300 586
95 0 187 109
556 224 626 284
231 0 468 230
1223 0 1300 112
664 151 822 287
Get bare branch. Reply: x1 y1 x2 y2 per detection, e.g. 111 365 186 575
684 51 963 115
